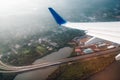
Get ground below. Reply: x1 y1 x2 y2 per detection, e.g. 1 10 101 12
86 61 120 80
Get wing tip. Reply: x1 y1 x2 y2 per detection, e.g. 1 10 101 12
48 7 67 25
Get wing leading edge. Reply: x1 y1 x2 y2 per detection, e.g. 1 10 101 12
48 8 120 60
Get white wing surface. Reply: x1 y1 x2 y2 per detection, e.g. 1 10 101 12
48 8 120 60
63 22 120 44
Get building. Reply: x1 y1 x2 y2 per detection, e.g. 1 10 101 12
83 48 94 54
107 45 115 49
85 37 111 46
75 48 82 55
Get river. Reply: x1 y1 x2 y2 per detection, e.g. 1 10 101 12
14 47 73 80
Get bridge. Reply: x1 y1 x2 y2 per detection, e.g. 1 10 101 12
0 48 120 73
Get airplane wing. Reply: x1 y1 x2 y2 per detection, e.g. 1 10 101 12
48 8 120 60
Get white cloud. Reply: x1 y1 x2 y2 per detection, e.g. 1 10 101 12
0 0 53 16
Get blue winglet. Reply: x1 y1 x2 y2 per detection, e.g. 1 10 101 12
48 8 67 25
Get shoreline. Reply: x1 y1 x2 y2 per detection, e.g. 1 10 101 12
14 47 73 80
46 48 120 80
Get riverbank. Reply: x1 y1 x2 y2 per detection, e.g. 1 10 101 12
14 47 73 80
47 50 120 80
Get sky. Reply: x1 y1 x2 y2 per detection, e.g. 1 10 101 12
0 0 50 15
0 0 68 43
0 0 68 16
0 0 68 30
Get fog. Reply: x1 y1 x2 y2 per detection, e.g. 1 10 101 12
0 0 67 43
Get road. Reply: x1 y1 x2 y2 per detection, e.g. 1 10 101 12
0 47 120 73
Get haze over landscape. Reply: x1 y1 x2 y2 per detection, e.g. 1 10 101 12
0 0 120 80
0 0 119 45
